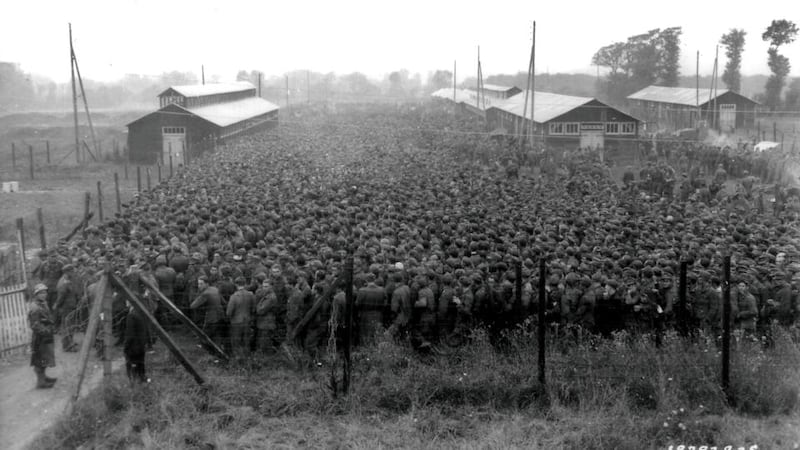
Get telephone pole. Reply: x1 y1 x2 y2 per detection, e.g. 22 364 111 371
70 24 80 164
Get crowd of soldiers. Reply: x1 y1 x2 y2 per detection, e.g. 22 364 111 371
29 103 800 365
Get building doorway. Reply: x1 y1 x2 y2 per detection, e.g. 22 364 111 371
162 127 185 165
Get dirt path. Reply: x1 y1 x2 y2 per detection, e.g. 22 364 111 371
0 335 124 450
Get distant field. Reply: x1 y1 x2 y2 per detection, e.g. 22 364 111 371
0 110 156 249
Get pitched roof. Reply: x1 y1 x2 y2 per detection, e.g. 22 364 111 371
126 97 279 128
159 81 256 98
627 85 745 107
490 90 595 123
480 84 519 92
185 97 279 127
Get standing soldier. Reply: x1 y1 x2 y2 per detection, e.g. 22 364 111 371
35 250 63 310
355 272 386 345
29 284 57 389
190 276 226 350
54 264 80 352
388 271 411 340
123 298 149 384
226 277 255 356
154 255 177 326
254 278 281 354
733 280 758 336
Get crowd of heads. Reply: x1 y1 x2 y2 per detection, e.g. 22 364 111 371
34 103 800 344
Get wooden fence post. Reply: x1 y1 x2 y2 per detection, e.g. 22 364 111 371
169 151 174 178
102 275 113 376
136 166 141 192
157 164 162 184
114 172 121 213
36 208 46 250
722 255 732 402
46 141 51 164
97 181 103 222
343 253 354 394
538 258 546 387
124 163 129 180
84 192 91 225
28 145 34 180
16 218 26 264
146 167 151 191
68 274 107 414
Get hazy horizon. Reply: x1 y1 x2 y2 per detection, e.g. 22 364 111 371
2 0 798 85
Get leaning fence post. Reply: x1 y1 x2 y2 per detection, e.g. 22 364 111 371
67 274 107 415
722 255 732 402
538 258 546 387
16 218 26 265
114 172 121 213
36 208 46 250
136 166 141 193
96 181 103 222
102 275 113 376
46 140 51 164
84 192 91 225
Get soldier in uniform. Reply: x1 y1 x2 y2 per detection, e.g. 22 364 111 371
190 276 226 349
35 249 63 310
355 272 386 345
226 277 255 356
29 284 57 389
123 298 149 383
254 278 281 354
54 264 80 352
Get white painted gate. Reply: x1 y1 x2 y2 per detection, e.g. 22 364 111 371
0 235 29 357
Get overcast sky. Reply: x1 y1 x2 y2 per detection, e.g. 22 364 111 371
2 0 798 84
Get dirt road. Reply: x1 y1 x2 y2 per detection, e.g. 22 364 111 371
0 336 123 450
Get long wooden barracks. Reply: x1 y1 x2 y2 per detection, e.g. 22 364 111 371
434 85 642 151
127 81 279 165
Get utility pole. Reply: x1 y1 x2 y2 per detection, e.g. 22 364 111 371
696 50 700 128
201 65 205 85
713 45 720 131
70 24 80 164
529 21 536 148
520 21 535 151
71 33 100 161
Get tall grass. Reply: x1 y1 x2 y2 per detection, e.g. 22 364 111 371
30 326 800 449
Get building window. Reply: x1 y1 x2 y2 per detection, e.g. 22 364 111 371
605 122 619 134
162 127 185 135
564 123 579 135
620 122 636 134
549 123 564 135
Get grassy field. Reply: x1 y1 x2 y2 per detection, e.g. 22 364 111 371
29 326 800 449
0 110 158 248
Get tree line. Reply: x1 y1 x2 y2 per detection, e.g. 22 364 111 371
592 20 799 111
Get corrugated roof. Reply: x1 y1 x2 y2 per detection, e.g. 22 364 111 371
160 81 256 98
490 90 594 123
627 85 731 107
431 88 504 111
186 97 279 127
481 83 518 92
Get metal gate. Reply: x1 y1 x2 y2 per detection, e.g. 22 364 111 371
0 230 29 357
